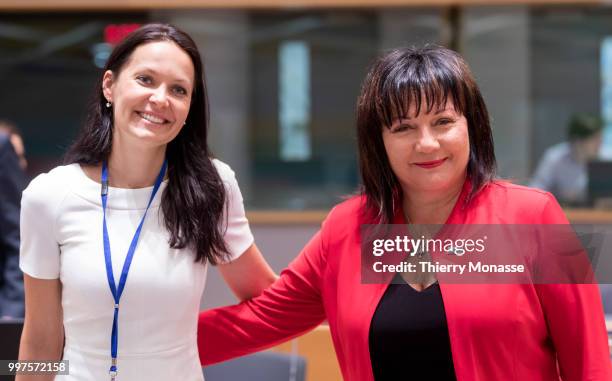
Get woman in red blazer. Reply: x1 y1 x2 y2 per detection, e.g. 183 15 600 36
198 46 612 380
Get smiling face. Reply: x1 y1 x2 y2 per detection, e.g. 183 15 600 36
102 41 195 150
382 99 470 196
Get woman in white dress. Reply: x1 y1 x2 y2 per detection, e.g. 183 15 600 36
17 24 276 381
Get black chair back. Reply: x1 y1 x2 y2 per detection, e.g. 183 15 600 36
0 318 23 381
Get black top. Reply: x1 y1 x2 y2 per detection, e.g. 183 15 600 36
369 275 457 380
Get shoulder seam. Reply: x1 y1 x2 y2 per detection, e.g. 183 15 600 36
32 166 80 245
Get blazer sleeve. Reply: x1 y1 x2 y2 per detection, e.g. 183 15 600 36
535 193 612 381
0 137 25 317
198 218 330 365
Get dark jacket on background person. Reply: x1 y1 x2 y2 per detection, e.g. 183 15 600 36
0 132 25 317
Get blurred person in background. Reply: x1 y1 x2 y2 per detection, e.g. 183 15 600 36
0 119 28 171
198 46 612 381
0 124 26 319
17 24 275 381
530 113 603 205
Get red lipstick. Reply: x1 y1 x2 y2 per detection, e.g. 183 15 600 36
414 158 447 169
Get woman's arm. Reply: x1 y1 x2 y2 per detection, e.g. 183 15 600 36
536 283 612 380
199 228 329 365
217 243 277 301
536 193 612 380
16 275 64 381
16 171 65 380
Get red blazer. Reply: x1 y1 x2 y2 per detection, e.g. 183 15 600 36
199 181 612 381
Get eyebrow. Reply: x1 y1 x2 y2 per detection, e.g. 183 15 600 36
137 67 192 86
399 108 454 121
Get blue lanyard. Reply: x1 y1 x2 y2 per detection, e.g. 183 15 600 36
100 160 167 381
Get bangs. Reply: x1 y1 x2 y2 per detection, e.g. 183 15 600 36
375 54 468 127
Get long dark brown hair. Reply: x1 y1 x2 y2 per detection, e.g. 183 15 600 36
357 46 497 223
65 23 229 264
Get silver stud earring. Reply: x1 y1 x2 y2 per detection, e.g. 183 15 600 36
106 101 112 108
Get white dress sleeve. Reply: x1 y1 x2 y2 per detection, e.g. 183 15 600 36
213 159 254 263
19 172 62 279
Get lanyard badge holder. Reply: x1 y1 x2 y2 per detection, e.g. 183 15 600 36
101 160 167 380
